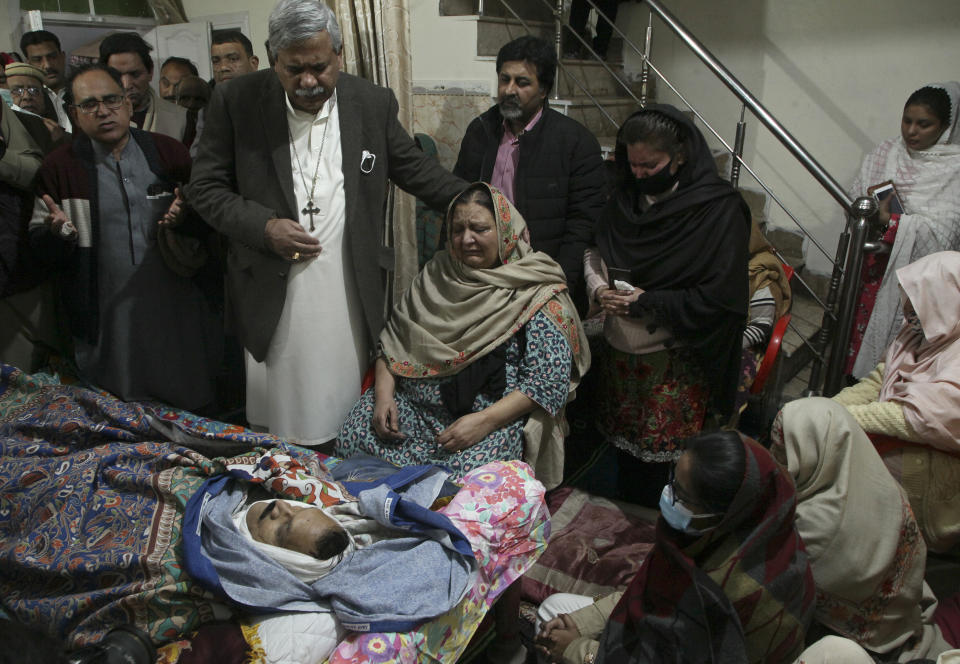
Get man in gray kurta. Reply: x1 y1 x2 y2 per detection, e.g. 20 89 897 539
29 63 221 410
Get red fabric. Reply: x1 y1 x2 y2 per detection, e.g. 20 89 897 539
519 488 656 604
868 432 960 460
934 592 960 648
599 437 815 664
846 219 900 373
178 622 248 664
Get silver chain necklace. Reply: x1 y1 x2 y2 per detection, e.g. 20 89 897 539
288 113 330 232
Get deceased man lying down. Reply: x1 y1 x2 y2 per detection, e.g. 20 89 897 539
0 363 549 662
184 454 478 632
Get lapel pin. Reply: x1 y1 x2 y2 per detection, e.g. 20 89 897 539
361 150 376 174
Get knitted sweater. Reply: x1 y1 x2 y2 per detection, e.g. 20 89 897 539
832 364 923 442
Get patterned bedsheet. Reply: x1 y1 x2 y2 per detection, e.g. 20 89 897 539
0 363 550 662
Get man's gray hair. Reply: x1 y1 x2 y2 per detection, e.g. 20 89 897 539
268 0 343 58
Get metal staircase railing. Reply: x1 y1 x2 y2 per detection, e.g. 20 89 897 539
482 0 875 398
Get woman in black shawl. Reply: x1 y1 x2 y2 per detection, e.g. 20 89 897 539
584 105 749 506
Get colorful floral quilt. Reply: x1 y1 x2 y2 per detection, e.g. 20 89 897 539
0 364 550 662
0 363 285 647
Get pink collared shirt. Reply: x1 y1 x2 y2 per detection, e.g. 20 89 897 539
490 107 544 204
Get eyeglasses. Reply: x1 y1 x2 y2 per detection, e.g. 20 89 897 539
666 463 702 508
72 94 125 114
10 86 42 98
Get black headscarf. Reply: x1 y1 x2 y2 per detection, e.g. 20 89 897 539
596 104 750 418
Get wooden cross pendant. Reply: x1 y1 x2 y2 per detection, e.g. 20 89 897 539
302 200 321 231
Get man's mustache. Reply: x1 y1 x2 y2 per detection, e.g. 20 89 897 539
295 86 327 98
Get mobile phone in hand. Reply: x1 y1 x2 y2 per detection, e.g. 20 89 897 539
607 267 634 291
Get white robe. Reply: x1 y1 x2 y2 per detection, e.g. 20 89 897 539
246 91 369 444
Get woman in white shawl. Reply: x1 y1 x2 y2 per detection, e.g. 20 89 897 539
848 81 960 378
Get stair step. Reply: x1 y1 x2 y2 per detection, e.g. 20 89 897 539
474 16 628 75
441 0 554 22
476 16 556 56
765 227 804 263
738 188 768 226
553 96 637 136
556 60 636 99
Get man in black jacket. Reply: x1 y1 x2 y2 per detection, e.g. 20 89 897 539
453 35 606 313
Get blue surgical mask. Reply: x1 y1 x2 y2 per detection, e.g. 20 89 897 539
659 484 720 535
660 484 694 530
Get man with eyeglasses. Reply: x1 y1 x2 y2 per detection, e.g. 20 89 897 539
3 61 68 144
27 63 222 412
5 62 46 116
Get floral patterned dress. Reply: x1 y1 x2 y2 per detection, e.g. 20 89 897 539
595 344 710 462
335 309 572 481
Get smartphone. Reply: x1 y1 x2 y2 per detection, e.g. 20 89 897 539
607 267 633 291
867 180 905 216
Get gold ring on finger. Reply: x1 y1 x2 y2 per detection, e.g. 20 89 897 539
292 252 300 261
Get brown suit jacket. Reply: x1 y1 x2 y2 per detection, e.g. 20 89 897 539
185 70 466 361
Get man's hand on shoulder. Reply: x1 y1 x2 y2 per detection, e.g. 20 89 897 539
264 217 322 262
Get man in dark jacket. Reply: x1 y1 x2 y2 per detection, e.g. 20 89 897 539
28 63 222 411
453 35 606 311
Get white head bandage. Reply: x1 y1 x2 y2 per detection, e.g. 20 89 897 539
233 499 353 583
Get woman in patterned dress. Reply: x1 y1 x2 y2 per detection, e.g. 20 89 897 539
583 105 750 506
336 183 590 487
846 82 960 377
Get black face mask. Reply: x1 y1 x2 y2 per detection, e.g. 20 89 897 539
633 159 681 195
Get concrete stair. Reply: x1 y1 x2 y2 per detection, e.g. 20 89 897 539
441 0 554 22
555 59 637 98
475 16 556 55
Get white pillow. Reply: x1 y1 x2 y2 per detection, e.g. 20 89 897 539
246 608 345 664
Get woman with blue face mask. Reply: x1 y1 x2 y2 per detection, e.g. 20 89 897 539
535 430 815 664
583 105 751 508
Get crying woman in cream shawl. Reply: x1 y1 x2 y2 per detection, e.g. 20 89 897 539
336 183 590 488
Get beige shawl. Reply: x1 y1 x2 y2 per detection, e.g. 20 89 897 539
379 183 591 488
748 217 791 319
772 397 950 659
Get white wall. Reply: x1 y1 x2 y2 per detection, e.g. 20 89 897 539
177 0 490 88
1 0 18 52
409 0 490 87
619 0 960 272
180 0 269 66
